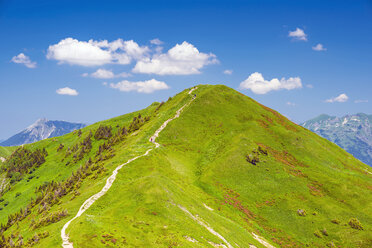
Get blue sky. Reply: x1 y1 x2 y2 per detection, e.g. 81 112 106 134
1 0 371 139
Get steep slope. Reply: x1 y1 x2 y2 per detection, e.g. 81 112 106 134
0 85 371 248
302 113 372 166
0 119 86 147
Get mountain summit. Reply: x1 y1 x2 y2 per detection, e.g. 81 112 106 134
0 119 85 146
302 113 372 166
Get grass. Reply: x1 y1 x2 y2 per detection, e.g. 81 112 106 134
0 84 371 247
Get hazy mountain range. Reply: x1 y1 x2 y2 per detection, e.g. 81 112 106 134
0 118 85 146
302 113 372 166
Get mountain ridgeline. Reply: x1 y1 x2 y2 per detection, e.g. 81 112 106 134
302 113 372 166
0 119 86 147
0 85 371 248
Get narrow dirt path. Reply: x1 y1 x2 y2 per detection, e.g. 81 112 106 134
178 204 234 248
251 233 276 248
61 87 197 248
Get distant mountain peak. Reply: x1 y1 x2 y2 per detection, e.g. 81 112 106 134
302 113 372 166
0 119 86 146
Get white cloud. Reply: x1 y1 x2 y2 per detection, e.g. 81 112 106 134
133 41 218 75
83 68 130 79
312 43 327 51
326 93 348 103
109 79 169 93
47 38 149 66
288 28 307 41
56 87 79 96
306 84 314 88
239 72 302 94
47 38 219 75
150 38 163 45
286 101 296 106
92 69 114 79
354 99 368 103
223 69 233 75
11 53 37 68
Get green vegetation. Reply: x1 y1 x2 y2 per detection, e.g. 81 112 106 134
0 85 371 247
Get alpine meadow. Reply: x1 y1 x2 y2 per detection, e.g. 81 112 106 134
0 85 371 247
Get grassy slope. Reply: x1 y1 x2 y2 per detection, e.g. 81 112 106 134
1 85 371 247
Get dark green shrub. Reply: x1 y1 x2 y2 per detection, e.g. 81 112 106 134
326 241 336 247
246 154 259 165
94 125 112 140
15 192 21 197
348 218 363 230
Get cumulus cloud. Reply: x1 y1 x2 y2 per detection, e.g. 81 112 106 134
150 38 163 45
47 38 149 66
223 69 233 75
239 72 302 94
312 43 327 51
109 79 169 93
56 87 79 96
288 28 307 41
11 53 37 68
83 68 130 79
326 93 348 103
133 41 218 75
47 38 219 75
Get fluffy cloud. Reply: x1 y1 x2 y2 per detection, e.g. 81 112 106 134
326 93 348 103
239 72 302 94
312 43 327 51
133 41 218 75
288 28 307 41
223 69 233 75
83 69 130 79
47 38 219 75
109 79 169 93
150 38 163 45
47 38 149 66
56 87 79 96
11 53 37 68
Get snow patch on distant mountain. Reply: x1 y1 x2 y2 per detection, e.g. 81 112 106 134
0 119 86 146
302 113 372 166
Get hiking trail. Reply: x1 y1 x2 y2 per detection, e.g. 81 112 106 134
61 87 197 247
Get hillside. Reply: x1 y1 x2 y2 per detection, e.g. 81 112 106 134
0 119 86 147
0 85 371 248
302 113 372 166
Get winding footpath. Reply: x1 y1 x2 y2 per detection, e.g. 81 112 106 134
61 87 198 248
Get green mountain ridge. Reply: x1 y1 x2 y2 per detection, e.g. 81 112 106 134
302 113 372 166
0 85 371 248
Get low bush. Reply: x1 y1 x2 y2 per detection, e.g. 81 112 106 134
314 230 322 238
331 219 340 224
297 209 306 216
348 218 363 230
